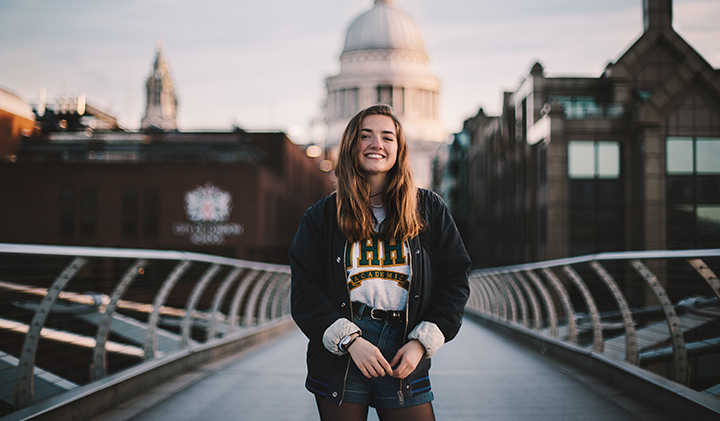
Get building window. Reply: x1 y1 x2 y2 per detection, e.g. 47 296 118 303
666 137 720 249
143 188 160 239
122 188 138 239
666 137 694 174
697 138 720 174
346 88 358 117
548 95 623 119
377 85 392 107
568 141 620 179
59 188 75 238
393 87 404 115
336 88 359 118
669 137 720 174
568 141 623 255
80 188 96 238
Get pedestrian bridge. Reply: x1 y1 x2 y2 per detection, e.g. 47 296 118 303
1 244 719 420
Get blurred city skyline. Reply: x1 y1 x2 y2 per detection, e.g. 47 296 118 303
1 0 718 144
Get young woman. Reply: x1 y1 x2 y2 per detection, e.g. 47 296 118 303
290 105 471 421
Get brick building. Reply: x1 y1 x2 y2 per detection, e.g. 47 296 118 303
0 129 332 264
458 0 720 268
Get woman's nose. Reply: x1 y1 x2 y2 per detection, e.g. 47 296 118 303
369 136 383 148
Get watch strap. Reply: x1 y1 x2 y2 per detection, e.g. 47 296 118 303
341 334 360 351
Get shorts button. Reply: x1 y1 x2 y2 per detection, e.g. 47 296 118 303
414 295 420 301
415 249 420 254
341 302 346 308
336 257 341 263
332 392 338 397
406 385 410 389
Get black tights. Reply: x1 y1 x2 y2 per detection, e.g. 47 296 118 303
315 395 435 421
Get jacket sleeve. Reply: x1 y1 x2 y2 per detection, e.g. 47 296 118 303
289 202 346 343
421 191 472 343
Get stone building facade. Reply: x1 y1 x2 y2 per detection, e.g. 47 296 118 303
462 0 720 268
325 0 445 188
1 40 333 264
0 130 332 264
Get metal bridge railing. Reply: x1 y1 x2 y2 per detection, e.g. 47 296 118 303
0 243 292 417
466 249 720 398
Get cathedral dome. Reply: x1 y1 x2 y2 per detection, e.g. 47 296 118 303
342 0 425 55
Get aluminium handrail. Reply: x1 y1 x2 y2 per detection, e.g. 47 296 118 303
0 242 292 413
466 248 720 390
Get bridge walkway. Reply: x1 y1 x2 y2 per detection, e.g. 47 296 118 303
92 318 668 421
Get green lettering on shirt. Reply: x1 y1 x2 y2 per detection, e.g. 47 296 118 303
358 235 380 267
382 238 406 266
347 270 410 291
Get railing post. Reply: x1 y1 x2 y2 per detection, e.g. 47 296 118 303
470 274 490 314
524 270 558 337
509 271 542 330
469 274 486 312
144 260 191 360
484 274 505 319
541 268 577 344
181 264 221 347
589 261 639 365
273 278 292 319
245 272 280 326
229 270 265 328
15 257 87 409
630 260 688 385
499 272 528 327
207 267 244 340
91 259 146 380
563 265 603 352
477 275 495 317
258 273 288 324
490 273 516 323
687 259 720 301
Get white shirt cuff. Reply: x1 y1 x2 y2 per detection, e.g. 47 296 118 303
323 318 362 356
408 321 445 358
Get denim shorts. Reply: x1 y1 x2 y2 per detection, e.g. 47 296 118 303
342 310 433 409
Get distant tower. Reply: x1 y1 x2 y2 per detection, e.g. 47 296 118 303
141 38 177 131
325 0 444 188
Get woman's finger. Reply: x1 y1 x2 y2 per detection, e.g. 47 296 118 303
348 337 392 377
390 340 425 378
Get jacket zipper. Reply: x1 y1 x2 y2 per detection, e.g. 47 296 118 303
399 238 413 402
340 240 351 404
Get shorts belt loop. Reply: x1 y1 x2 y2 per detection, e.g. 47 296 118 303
356 303 366 320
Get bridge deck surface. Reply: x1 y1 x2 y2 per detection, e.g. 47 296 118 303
95 318 668 421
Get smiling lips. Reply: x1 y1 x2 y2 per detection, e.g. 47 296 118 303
365 152 385 159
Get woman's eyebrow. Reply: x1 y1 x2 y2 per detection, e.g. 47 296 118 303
361 128 395 136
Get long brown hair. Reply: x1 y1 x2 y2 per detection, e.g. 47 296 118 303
335 104 423 243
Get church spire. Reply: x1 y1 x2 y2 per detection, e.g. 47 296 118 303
141 37 178 131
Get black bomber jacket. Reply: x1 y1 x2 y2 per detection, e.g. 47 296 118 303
289 188 471 405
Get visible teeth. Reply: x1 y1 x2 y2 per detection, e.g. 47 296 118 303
366 153 383 158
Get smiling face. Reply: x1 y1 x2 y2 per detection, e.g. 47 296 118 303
357 114 398 181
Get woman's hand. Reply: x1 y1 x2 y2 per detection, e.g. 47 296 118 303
389 339 425 379
347 337 393 378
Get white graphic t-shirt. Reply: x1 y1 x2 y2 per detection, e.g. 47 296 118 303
345 205 411 311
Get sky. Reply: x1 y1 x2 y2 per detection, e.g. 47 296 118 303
0 0 718 144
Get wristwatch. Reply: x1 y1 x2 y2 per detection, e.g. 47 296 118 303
340 333 360 351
